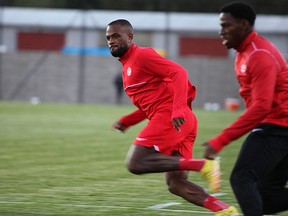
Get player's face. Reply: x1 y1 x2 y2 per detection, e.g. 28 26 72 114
106 24 132 57
219 13 247 49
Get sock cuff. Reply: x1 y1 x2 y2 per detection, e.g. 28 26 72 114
204 196 229 212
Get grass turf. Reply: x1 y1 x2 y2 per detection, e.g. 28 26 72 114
0 102 249 215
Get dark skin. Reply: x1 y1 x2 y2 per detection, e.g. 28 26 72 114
106 23 209 206
202 12 253 159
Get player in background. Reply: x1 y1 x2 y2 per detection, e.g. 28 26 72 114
106 19 238 215
202 2 288 216
113 71 124 104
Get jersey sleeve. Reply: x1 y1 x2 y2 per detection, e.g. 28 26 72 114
119 109 147 128
210 50 279 152
141 48 189 119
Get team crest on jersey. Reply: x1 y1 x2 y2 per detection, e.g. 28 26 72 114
240 64 247 73
127 67 132 76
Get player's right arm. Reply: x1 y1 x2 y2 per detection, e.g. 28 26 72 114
112 121 127 132
112 109 146 132
203 50 278 154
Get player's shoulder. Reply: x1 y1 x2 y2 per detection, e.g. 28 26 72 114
134 46 158 60
134 45 155 53
251 35 274 52
246 36 276 59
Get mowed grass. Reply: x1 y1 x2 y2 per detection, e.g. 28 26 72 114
0 102 245 216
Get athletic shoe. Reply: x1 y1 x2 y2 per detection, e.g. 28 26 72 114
200 157 221 193
215 206 239 216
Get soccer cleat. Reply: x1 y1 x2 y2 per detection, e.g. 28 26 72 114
215 206 239 216
200 157 221 193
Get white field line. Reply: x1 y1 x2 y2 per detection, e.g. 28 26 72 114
60 204 215 214
147 202 182 209
211 192 226 197
0 195 243 215
0 201 213 214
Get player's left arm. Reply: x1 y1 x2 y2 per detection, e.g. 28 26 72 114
207 50 279 153
141 49 189 129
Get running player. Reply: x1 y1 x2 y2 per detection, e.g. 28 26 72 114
202 2 288 215
106 19 238 215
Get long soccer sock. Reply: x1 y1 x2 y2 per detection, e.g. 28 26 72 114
203 195 230 212
178 158 205 171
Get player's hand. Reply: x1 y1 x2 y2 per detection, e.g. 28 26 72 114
202 142 217 159
172 117 186 132
112 121 126 133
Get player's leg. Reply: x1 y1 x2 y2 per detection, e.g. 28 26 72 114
165 162 238 214
260 137 288 214
125 110 205 174
126 144 179 174
126 110 221 193
126 144 218 177
230 131 288 216
230 132 266 215
165 170 207 206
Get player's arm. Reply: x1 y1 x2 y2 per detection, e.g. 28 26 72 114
112 109 146 132
172 117 186 132
141 49 189 130
162 62 189 131
203 51 278 156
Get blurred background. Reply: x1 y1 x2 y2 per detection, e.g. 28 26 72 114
0 0 287 109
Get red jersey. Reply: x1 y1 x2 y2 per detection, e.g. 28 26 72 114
210 30 288 152
118 44 196 127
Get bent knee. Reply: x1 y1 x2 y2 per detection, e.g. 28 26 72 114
126 160 143 175
127 165 143 175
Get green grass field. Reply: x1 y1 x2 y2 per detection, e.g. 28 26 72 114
0 102 283 216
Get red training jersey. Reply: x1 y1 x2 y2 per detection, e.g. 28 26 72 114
118 44 196 127
210 30 288 152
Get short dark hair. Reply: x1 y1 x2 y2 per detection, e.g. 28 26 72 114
220 2 256 26
107 19 134 33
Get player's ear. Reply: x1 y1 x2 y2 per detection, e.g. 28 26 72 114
128 33 133 42
240 19 250 30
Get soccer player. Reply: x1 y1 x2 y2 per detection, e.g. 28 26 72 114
202 2 288 216
106 19 238 215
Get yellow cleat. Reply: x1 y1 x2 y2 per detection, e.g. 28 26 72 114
200 157 221 193
215 206 239 216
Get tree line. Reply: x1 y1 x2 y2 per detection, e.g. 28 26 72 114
2 0 288 15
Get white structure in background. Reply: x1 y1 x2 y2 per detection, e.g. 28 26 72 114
0 7 287 58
